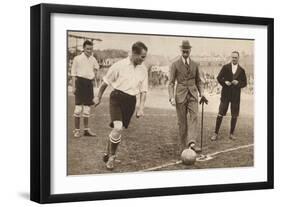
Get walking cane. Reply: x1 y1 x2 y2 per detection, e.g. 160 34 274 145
200 102 205 152
196 96 210 161
199 96 208 152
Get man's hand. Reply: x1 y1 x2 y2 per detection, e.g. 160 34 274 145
225 81 232 86
232 80 239 85
93 97 101 107
199 95 208 105
169 98 176 106
136 108 144 118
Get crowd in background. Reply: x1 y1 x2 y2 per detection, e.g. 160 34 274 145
67 50 254 95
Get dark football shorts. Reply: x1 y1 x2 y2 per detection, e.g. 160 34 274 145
109 89 136 129
218 101 240 117
75 76 94 106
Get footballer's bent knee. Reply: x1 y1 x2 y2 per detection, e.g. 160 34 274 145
109 129 122 143
109 121 123 143
113 121 123 131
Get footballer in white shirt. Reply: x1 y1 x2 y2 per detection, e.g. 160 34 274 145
94 41 148 170
71 40 100 138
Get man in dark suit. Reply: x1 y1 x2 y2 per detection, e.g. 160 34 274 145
168 40 208 153
211 51 247 141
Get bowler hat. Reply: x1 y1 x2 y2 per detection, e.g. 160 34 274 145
180 40 192 49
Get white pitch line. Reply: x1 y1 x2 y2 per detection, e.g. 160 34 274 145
140 160 183 172
140 143 254 172
208 144 254 157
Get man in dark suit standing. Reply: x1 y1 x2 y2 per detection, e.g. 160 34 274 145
211 51 247 141
168 40 208 153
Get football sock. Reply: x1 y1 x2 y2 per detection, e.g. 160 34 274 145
215 115 223 134
74 117 80 130
105 141 110 154
110 141 119 156
230 117 237 134
83 117 89 130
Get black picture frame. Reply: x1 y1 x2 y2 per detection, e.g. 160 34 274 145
30 3 274 204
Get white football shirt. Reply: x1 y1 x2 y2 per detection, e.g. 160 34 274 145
103 57 148 96
71 52 99 80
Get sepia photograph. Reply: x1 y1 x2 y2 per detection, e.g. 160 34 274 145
67 31 254 175
30 3 273 203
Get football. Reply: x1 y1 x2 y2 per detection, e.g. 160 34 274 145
181 148 197 165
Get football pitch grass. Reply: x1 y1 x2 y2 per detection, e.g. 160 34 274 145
67 92 254 175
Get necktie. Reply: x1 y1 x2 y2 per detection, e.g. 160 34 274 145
184 58 189 66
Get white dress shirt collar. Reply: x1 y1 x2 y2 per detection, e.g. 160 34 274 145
125 57 133 65
231 63 238 74
82 52 91 59
126 56 145 67
182 56 190 65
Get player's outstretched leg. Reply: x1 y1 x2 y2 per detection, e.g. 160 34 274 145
104 121 122 170
103 141 110 163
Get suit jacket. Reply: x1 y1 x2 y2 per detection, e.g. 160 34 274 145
168 57 204 103
217 63 247 103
